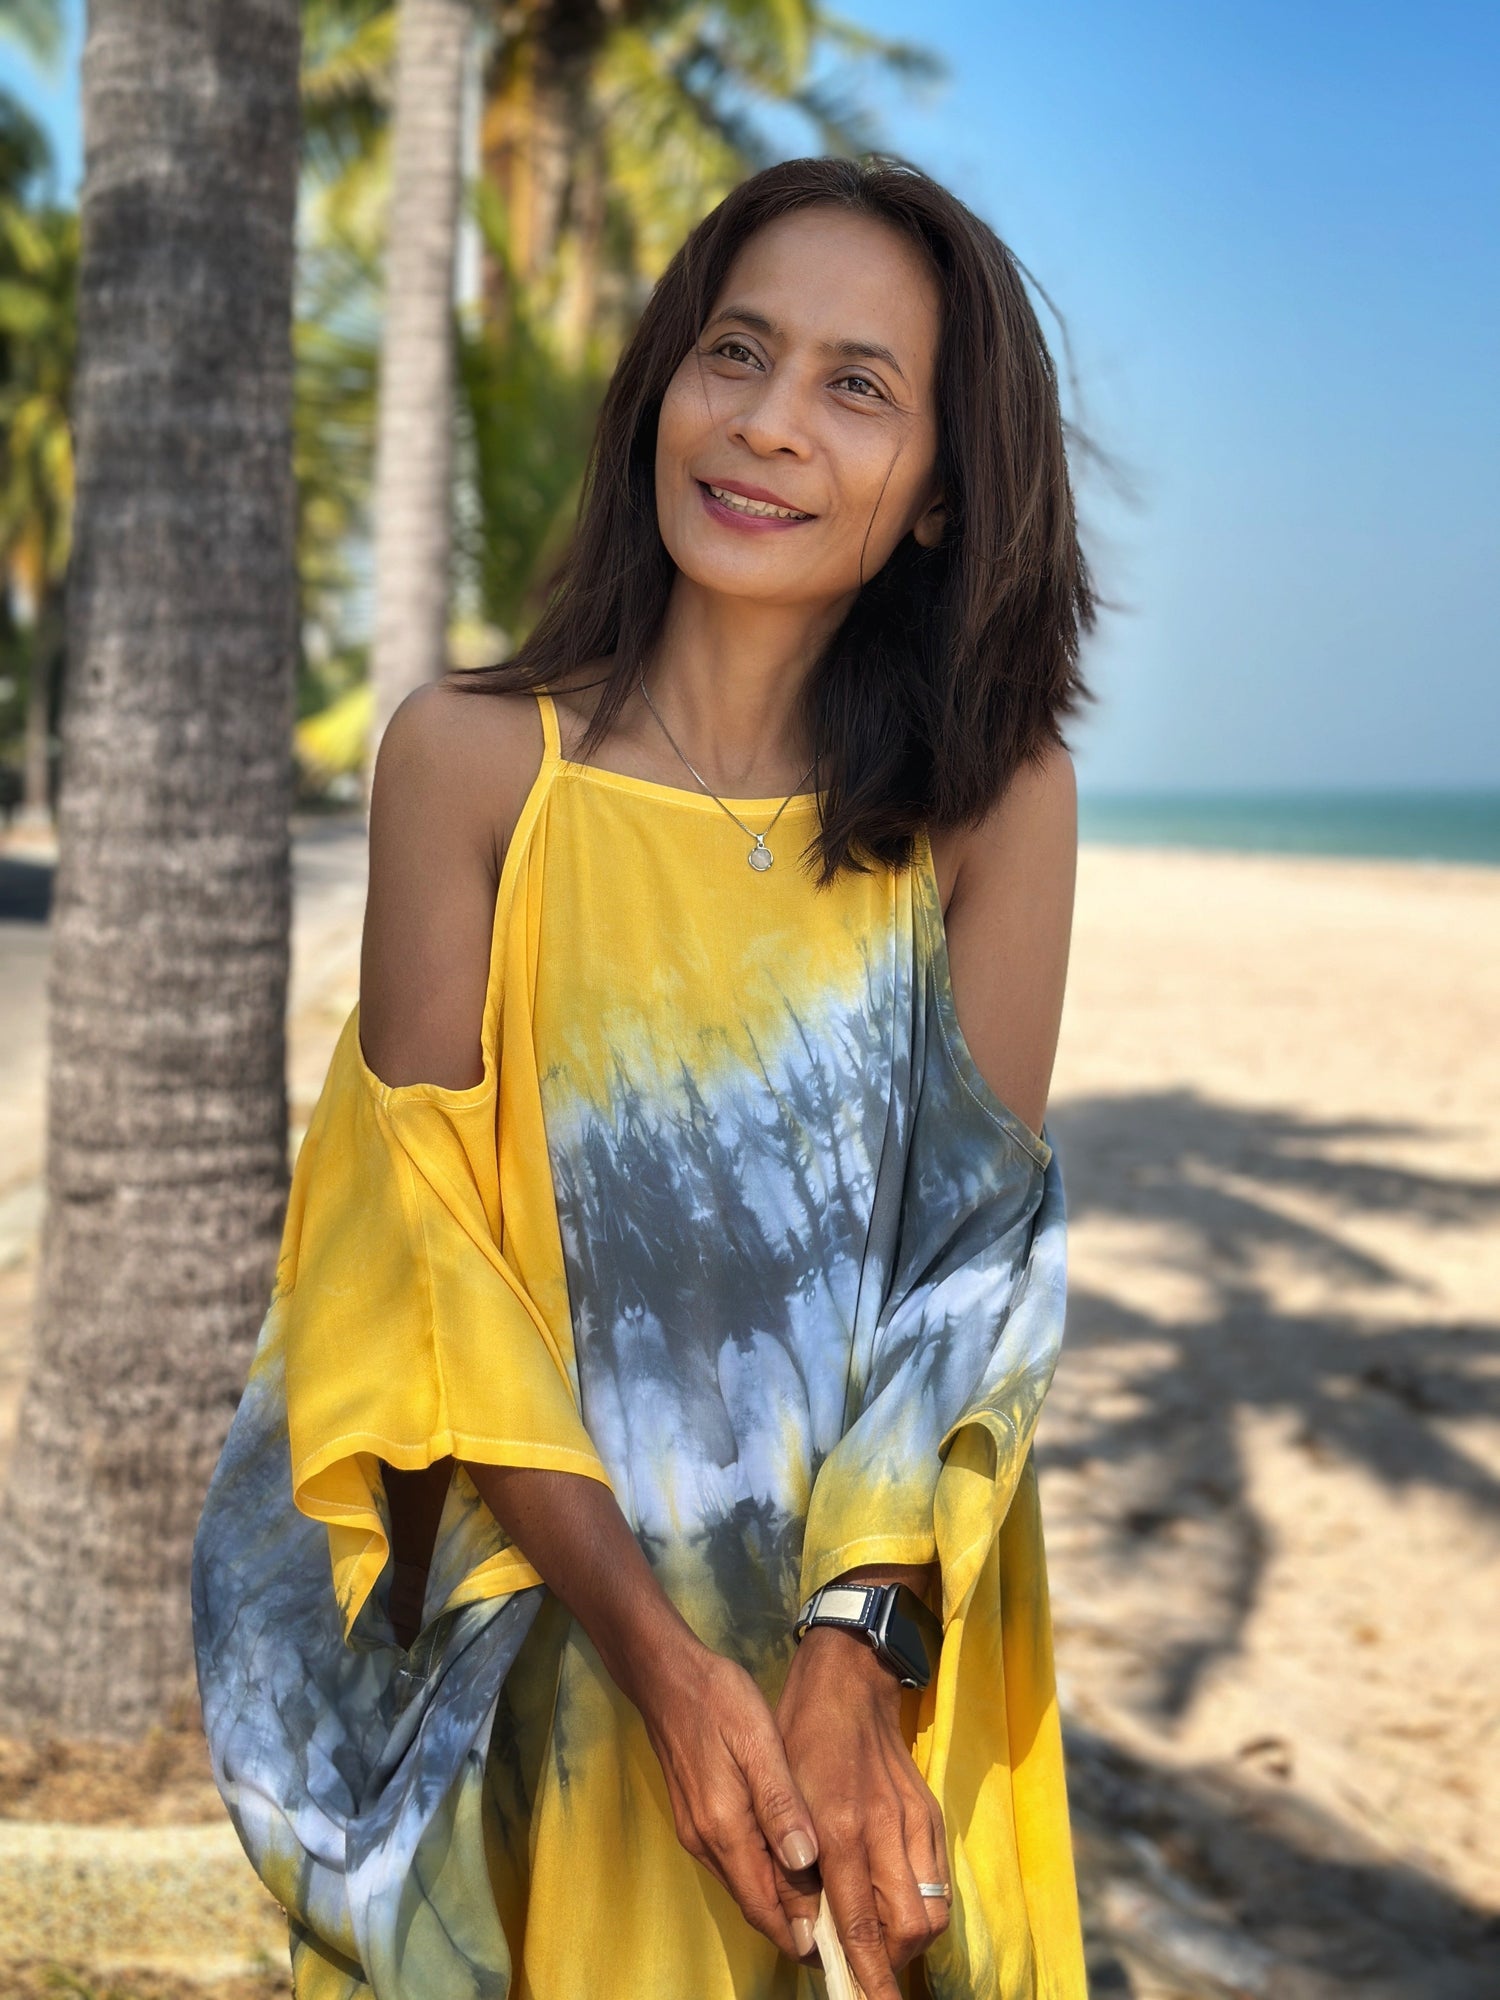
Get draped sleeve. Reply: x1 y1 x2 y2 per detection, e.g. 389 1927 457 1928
798 839 1086 1997
798 841 1062 1610
280 1029 609 1637
191 727 604 1999
278 753 610 1639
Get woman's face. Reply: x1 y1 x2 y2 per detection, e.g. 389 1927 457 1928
653 206 945 617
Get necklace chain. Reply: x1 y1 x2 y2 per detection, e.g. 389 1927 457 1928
636 667 817 873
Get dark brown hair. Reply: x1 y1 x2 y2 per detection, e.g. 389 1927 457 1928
453 153 1097 883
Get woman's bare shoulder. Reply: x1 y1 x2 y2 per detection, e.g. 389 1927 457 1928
377 678 548 872
969 738 1077 870
937 740 1078 1139
359 680 548 1091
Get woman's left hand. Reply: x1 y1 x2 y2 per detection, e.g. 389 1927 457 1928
773 1621 950 1998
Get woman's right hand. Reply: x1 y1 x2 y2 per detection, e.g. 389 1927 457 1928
458 1461 821 1958
622 1630 823 1962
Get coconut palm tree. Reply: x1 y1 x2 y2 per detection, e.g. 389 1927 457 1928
479 0 940 337
367 0 475 758
0 0 302 1734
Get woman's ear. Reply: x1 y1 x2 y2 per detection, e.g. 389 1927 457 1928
912 492 947 549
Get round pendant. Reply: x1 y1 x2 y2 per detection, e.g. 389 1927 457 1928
747 844 774 872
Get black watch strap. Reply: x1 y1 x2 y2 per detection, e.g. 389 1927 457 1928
794 1580 942 1690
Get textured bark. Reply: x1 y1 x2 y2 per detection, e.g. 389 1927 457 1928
0 0 301 1734
367 0 473 760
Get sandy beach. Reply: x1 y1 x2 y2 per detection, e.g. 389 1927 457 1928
1 829 1496 1995
1043 846 1500 1988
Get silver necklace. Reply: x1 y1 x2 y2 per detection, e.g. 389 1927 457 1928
636 667 817 873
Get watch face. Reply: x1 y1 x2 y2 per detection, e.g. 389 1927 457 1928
873 1584 942 1688
881 1602 932 1686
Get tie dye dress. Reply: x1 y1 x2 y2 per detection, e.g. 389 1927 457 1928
191 688 1086 2000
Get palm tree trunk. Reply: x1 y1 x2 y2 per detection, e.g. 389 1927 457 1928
555 124 605 362
0 0 301 1735
367 0 473 763
479 0 606 330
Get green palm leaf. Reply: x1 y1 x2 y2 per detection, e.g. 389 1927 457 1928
0 0 64 68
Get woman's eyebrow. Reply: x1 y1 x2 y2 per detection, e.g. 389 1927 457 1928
704 305 909 385
826 337 908 385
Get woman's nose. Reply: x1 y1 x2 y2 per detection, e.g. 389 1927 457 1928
727 371 815 458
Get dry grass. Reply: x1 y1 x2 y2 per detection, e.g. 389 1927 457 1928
0 1711 222 1828
0 1968 290 2000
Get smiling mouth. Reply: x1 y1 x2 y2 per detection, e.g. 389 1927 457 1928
700 481 814 522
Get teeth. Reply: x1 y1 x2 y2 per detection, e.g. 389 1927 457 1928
706 484 810 521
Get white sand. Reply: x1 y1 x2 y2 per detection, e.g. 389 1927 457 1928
1044 845 1500 1916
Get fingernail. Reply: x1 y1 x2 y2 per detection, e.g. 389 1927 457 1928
791 1915 816 1957
781 1829 817 1870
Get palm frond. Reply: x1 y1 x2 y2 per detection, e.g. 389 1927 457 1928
457 187 608 634
807 5 946 88
0 197 75 584
0 0 64 69
784 72 885 158
0 88 52 198
300 2 396 199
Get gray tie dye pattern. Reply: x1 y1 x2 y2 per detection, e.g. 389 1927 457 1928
191 848 1069 1999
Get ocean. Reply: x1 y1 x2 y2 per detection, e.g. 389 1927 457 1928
1076 790 1500 866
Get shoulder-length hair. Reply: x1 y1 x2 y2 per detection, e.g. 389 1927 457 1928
453 153 1097 884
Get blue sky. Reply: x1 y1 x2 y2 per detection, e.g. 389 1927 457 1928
3 0 1496 790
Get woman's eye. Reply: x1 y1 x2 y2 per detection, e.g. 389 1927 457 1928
713 340 760 366
835 372 885 401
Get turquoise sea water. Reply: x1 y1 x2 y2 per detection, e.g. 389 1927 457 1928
1077 790 1500 866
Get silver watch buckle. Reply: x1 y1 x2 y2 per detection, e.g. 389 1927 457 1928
795 1583 879 1641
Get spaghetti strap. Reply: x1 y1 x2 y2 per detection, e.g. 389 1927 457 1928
535 686 561 767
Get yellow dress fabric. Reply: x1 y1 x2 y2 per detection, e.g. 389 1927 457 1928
193 688 1086 2000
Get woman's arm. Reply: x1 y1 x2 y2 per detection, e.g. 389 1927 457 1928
361 683 820 1961
937 740 1077 1140
774 744 1079 1998
461 1461 822 1957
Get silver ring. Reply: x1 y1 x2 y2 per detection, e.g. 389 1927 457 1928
916 1881 951 1901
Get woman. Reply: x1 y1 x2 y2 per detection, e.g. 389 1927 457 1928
193 154 1094 2000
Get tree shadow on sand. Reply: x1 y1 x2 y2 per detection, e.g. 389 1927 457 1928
1045 1090 1500 1715
1067 1720 1500 1998
1038 1090 1500 1992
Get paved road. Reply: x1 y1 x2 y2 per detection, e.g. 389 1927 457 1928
0 849 55 1276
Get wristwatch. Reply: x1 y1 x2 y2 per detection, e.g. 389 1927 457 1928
793 1580 943 1690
